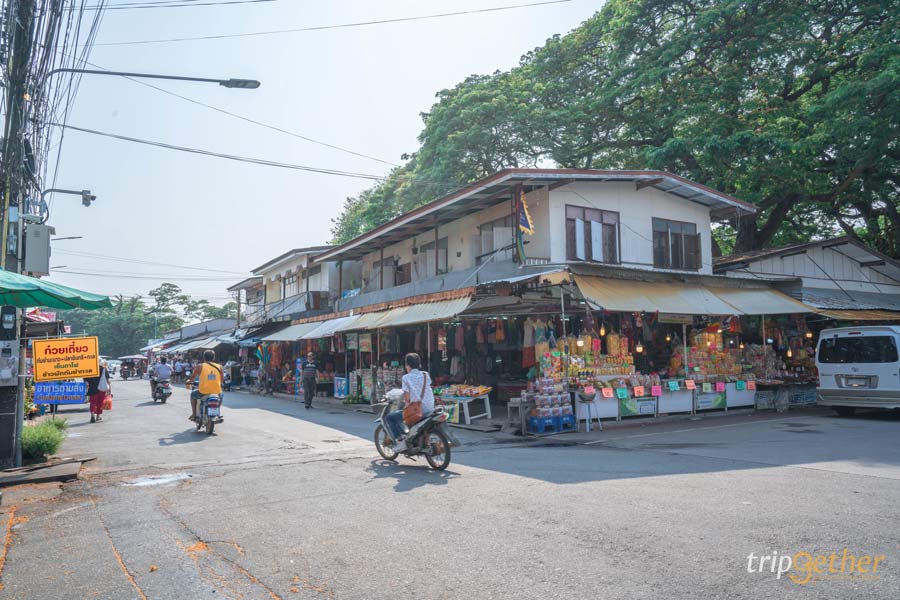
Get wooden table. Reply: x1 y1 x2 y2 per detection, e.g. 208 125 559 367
439 394 492 425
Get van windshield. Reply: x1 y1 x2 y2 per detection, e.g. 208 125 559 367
818 336 899 364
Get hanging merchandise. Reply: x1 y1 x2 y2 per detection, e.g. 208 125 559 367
495 320 506 343
437 327 448 360
455 325 465 353
523 317 536 347
548 328 557 350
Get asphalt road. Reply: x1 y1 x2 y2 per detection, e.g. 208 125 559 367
1 379 899 599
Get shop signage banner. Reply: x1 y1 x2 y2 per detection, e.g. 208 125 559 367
658 314 693 325
32 336 99 382
346 334 358 350
359 334 372 353
33 381 86 404
696 392 727 410
334 376 349 399
620 398 656 417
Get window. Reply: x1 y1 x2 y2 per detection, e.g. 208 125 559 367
282 274 298 299
417 237 449 278
652 218 701 270
818 336 899 364
479 216 514 264
565 206 619 263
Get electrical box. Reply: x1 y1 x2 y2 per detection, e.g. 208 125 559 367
0 308 18 387
23 224 55 277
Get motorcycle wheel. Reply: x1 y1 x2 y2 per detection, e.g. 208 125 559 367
374 425 398 461
206 418 215 435
195 417 203 431
424 430 451 471
161 397 167 404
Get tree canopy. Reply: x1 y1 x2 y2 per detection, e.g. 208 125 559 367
331 0 900 257
61 284 237 357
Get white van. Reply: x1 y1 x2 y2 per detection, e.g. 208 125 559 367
816 326 900 416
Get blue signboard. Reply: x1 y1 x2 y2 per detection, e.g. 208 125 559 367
34 381 87 405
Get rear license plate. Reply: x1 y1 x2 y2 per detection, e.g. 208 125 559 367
844 376 870 387
207 407 220 417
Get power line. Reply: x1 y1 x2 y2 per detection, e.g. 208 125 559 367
74 57 399 167
50 121 386 180
53 249 248 274
91 0 575 46
52 269 242 281
77 0 276 10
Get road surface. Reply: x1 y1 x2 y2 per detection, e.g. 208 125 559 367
1 378 898 599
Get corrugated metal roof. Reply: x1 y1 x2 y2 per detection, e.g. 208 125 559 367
300 315 361 339
802 288 900 311
575 276 740 315
261 322 321 342
817 309 900 321
370 298 472 328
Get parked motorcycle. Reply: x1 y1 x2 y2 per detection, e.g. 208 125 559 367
374 390 454 470
152 379 173 403
195 392 222 435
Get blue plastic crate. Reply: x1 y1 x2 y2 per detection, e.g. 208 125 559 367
528 416 556 434
554 415 576 432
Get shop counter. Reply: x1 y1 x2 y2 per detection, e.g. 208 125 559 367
725 382 755 407
657 388 694 414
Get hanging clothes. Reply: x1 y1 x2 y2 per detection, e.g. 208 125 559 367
495 320 506 343
455 325 465 353
523 317 536 347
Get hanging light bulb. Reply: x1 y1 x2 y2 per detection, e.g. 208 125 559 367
707 341 712 348
600 324 606 337
805 331 814 339
576 338 584 347
787 347 793 358
739 342 745 349
635 342 644 353
665 334 671 342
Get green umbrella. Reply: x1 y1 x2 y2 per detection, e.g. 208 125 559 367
0 270 112 310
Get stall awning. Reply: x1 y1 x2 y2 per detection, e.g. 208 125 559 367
335 311 388 332
300 315 361 339
574 276 739 315
816 309 900 321
705 287 811 315
373 297 472 328
261 322 322 342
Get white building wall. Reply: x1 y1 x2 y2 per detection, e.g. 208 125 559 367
549 182 714 275
729 247 900 293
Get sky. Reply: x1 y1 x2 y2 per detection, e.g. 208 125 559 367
44 0 601 304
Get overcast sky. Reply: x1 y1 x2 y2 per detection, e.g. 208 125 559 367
44 0 600 303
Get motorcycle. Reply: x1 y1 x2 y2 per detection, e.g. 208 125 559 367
152 379 172 403
121 365 132 380
188 383 222 435
374 389 456 470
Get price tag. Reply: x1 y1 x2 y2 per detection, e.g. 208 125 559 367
747 380 757 391
583 386 595 395
715 382 726 392
651 385 663 397
702 382 713 393
633 385 645 397
616 387 629 400
601 387 615 398
735 381 746 391
685 379 696 390
668 380 680 391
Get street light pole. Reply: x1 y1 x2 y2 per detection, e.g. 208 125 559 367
41 68 261 92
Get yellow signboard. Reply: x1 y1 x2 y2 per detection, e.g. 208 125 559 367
32 337 100 382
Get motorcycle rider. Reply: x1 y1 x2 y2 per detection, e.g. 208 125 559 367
189 349 224 423
150 356 173 397
385 353 434 453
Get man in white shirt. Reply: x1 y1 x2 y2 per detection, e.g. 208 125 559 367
151 356 174 396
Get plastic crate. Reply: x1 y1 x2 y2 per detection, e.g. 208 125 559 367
555 415 576 432
528 416 556 434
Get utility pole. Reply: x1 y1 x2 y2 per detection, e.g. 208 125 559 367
0 0 36 468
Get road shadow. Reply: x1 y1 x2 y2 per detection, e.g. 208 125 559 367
158 428 212 446
365 459 460 493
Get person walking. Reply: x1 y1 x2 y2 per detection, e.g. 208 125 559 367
301 352 318 409
84 361 112 423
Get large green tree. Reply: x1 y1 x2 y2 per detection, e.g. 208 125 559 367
332 0 900 256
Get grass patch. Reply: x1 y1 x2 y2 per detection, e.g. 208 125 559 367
22 421 65 460
47 418 68 431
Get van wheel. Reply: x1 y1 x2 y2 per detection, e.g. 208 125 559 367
834 407 856 417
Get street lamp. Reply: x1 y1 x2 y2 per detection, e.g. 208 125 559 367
41 68 261 94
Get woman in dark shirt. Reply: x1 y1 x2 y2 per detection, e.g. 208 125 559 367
84 362 111 423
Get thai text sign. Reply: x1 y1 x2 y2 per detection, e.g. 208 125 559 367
32 337 99 382
34 381 87 404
